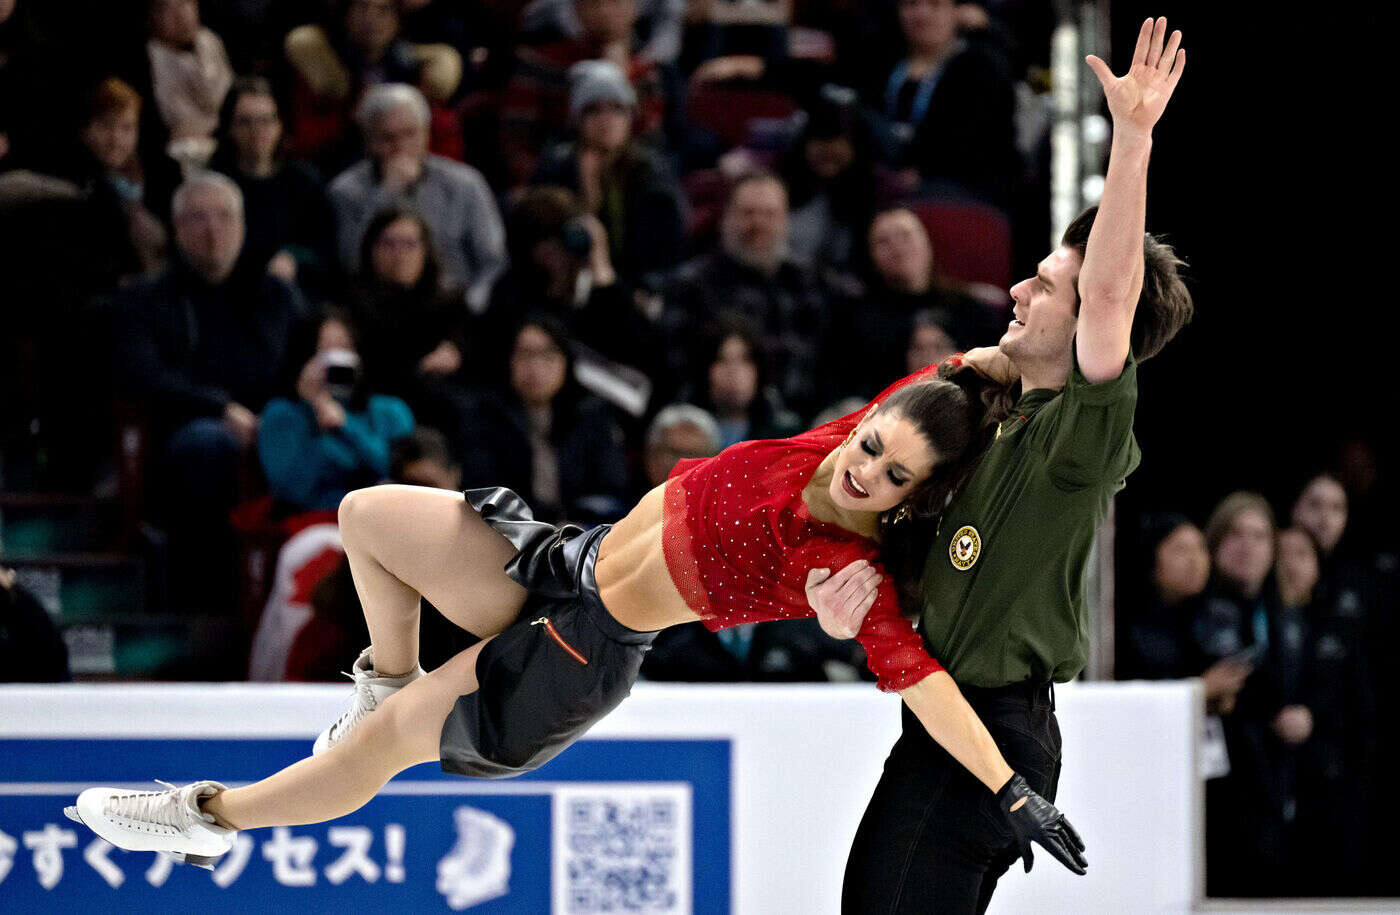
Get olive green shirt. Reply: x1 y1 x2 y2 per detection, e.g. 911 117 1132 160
918 352 1140 687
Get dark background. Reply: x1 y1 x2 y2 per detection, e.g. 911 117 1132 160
1104 2 1393 543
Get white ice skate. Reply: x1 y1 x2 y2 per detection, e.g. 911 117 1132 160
313 646 424 755
63 780 235 869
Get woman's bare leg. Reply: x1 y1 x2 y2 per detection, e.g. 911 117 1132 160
337 485 527 676
204 639 489 829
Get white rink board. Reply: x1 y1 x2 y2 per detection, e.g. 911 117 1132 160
0 680 1199 913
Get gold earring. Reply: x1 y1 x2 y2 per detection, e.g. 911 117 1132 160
894 503 912 524
840 427 856 450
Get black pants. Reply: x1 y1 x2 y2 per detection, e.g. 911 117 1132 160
843 683 1062 914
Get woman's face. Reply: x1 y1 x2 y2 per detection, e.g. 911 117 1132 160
899 0 957 55
371 217 427 288
1213 508 1275 596
1275 528 1320 607
230 93 281 165
828 409 937 513
82 108 141 171
511 325 568 407
870 211 933 291
1154 523 1210 604
708 335 758 412
151 0 200 46
1291 475 1347 555
579 101 632 153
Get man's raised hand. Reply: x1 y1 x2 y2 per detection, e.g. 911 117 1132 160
1086 17 1185 137
804 560 881 640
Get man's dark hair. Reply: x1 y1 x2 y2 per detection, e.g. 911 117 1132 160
1060 206 1193 361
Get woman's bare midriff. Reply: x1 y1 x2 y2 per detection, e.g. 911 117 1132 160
594 482 704 632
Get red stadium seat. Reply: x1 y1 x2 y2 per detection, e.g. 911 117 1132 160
685 85 799 149
909 199 1014 292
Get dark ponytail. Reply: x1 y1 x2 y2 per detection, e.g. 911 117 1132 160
877 358 1017 616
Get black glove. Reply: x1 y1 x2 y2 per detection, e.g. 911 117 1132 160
995 773 1088 875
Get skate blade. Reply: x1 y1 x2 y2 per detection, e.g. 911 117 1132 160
164 850 222 870
63 805 83 825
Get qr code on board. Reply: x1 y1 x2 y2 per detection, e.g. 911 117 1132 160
552 784 692 913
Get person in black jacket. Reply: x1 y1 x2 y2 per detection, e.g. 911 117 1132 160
457 317 629 524
112 172 308 613
0 566 69 683
865 0 1019 204
532 59 684 293
210 77 335 298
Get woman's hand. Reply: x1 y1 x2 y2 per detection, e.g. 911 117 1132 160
961 347 1019 385
312 396 346 431
996 773 1089 875
804 560 881 639
267 250 298 281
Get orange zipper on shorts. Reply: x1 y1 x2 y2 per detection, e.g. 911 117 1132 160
532 617 588 665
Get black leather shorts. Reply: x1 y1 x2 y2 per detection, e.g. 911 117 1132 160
438 488 657 778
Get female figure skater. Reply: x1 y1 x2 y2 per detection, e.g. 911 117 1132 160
65 355 1087 875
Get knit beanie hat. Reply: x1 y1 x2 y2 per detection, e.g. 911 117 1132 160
568 60 636 120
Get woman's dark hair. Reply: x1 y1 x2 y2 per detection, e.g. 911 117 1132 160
357 207 442 295
877 358 1017 614
687 312 783 426
210 76 283 174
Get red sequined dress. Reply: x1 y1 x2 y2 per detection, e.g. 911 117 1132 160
663 365 944 691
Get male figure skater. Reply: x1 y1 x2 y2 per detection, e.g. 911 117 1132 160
806 18 1192 912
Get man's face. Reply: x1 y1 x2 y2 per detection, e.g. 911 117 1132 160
1002 247 1082 371
1291 476 1348 555
368 106 428 166
579 101 632 153
576 0 636 44
721 179 788 270
174 186 244 283
870 210 932 291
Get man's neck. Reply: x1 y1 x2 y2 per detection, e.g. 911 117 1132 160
1018 358 1070 393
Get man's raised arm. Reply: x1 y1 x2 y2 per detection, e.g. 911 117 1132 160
1076 17 1185 382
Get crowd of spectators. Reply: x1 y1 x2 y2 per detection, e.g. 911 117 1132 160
1 0 1042 675
1117 472 1398 897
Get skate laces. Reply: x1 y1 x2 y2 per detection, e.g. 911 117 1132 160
106 781 212 831
329 670 378 740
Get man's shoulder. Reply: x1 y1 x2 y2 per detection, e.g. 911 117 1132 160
425 155 490 192
326 160 372 196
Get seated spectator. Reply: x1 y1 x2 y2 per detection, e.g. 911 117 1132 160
1117 514 1235 688
210 77 334 294
259 310 414 514
282 0 462 169
349 208 480 420
500 0 668 185
827 207 996 399
778 85 880 282
57 77 178 288
145 0 233 168
113 171 308 613
641 403 720 492
677 314 801 450
457 317 630 523
522 0 684 66
865 0 1018 203
0 565 70 682
904 309 959 373
533 60 685 291
663 171 827 412
1194 492 1277 668
328 83 505 312
484 186 661 382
